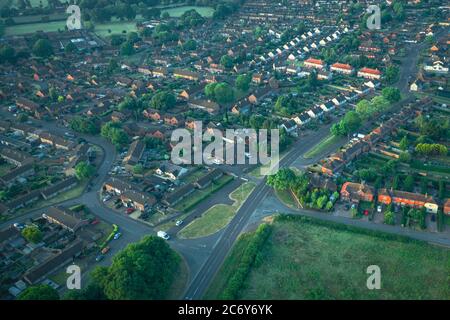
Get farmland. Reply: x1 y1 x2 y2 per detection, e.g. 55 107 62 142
206 215 450 299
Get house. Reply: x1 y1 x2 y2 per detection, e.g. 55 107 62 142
173 69 200 81
103 177 134 195
6 190 41 211
123 140 145 167
303 58 324 70
320 101 335 112
281 120 298 134
188 99 221 114
378 189 438 213
292 112 311 126
309 173 338 192
152 67 168 78
423 60 448 74
307 106 323 118
332 95 347 107
0 147 33 166
111 111 127 123
164 114 184 127
409 79 424 92
231 98 251 115
320 158 345 177
252 73 263 84
42 206 88 232
16 97 40 112
357 67 381 80
0 163 35 186
194 169 224 189
120 190 156 211
163 183 195 206
178 83 205 101
444 199 450 216
23 240 84 285
248 86 272 105
340 182 375 203
143 109 162 121
156 163 187 181
330 63 354 75
41 177 78 200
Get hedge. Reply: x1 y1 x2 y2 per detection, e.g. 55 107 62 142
219 224 272 300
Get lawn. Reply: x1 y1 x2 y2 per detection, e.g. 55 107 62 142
93 22 138 37
4 20 66 35
207 215 450 300
174 175 234 212
178 182 256 239
303 134 343 159
161 5 214 17
166 254 189 299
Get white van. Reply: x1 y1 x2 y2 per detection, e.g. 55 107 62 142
157 231 170 240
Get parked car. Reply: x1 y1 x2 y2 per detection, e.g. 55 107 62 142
101 246 110 254
175 220 183 227
103 194 112 202
377 205 382 213
90 219 100 225
157 231 170 240
126 207 135 214
95 254 104 262
13 223 25 230
115 203 123 209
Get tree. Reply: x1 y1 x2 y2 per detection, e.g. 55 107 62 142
18 285 59 300
180 9 205 28
88 236 180 300
150 91 176 111
120 41 135 56
220 55 234 69
399 136 408 151
133 164 144 175
22 226 43 243
70 116 99 134
32 38 53 58
0 45 16 64
384 210 395 225
75 161 95 180
385 65 399 84
235 74 251 91
266 168 296 190
64 41 77 53
403 175 415 192
205 83 217 99
17 113 28 123
382 87 401 103
213 82 234 104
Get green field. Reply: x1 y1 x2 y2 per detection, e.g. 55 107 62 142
178 182 256 239
4 20 66 35
303 134 343 159
93 22 138 37
161 6 214 18
206 215 450 300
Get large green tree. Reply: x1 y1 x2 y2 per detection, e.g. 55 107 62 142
22 226 43 244
88 236 180 300
18 285 59 300
32 39 53 58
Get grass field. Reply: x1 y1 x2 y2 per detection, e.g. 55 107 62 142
178 182 256 239
303 134 342 159
4 20 66 35
161 6 214 17
93 22 138 37
206 215 450 300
